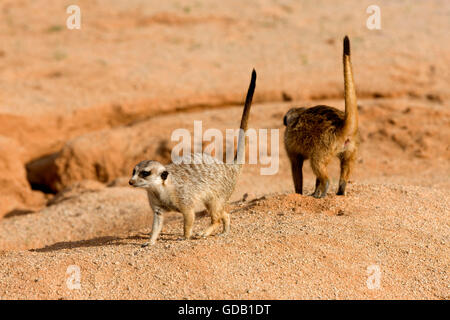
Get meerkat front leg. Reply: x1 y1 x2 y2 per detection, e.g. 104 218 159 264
181 208 195 240
337 151 356 195
310 158 331 198
289 153 304 194
142 207 165 247
221 211 231 235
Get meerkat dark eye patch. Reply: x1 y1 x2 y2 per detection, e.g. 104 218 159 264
140 170 151 178
161 171 169 180
132 168 136 176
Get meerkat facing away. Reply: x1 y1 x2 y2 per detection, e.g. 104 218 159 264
283 36 359 198
129 70 256 246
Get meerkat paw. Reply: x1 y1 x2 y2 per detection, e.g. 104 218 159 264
336 181 347 195
176 236 192 241
311 190 321 198
311 188 326 198
141 240 155 247
311 180 329 198
196 229 217 238
195 231 207 238
312 192 327 198
218 230 230 237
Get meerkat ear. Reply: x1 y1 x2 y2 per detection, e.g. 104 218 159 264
283 115 288 126
161 171 169 181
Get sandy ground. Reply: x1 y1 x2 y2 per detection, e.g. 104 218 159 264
0 183 448 299
0 0 449 299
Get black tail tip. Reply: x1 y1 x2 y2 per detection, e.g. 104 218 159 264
343 36 350 56
251 68 257 80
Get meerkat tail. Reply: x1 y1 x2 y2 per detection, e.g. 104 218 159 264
342 36 358 137
235 69 257 164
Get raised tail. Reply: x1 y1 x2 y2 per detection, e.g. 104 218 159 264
234 69 256 164
342 36 358 137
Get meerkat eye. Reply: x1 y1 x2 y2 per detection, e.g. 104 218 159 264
140 170 151 178
132 168 136 176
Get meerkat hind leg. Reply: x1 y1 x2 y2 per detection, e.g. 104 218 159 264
337 151 356 195
310 158 330 198
197 206 222 238
220 211 230 235
311 178 320 196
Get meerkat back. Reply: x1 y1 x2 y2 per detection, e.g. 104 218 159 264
167 153 240 205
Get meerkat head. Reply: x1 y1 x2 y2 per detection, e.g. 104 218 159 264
129 160 169 189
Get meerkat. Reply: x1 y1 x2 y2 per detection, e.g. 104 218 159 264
129 69 256 246
283 36 359 198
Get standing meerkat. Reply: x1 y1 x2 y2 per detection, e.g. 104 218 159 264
283 36 359 198
129 69 256 245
